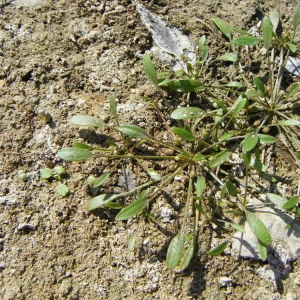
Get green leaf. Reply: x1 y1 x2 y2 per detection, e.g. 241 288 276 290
245 210 272 245
143 54 158 86
199 35 209 62
288 43 298 53
279 119 300 126
218 132 234 142
171 107 204 120
88 194 120 211
296 152 300 159
40 168 53 179
72 142 94 150
232 36 259 46
293 2 300 29
69 115 104 127
283 196 300 210
258 240 268 261
118 125 147 138
93 173 110 188
224 181 237 197
261 17 273 50
172 127 196 141
226 222 245 233
55 183 69 197
269 10 280 33
208 241 228 256
226 81 244 88
218 53 237 62
195 176 206 197
192 153 207 161
115 190 148 221
159 79 203 93
57 147 93 161
257 134 277 144
212 18 232 39
287 83 300 98
128 235 136 251
245 89 262 98
109 96 118 117
253 77 265 95
147 168 162 181
209 150 232 168
105 202 123 209
176 240 195 272
243 133 259 152
231 96 247 116
166 232 184 270
242 152 251 168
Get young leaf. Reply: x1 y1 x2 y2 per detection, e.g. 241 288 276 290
72 142 94 150
278 119 300 126
40 168 53 179
269 10 280 33
258 240 268 261
58 147 93 161
253 77 265 95
283 196 300 211
147 168 162 181
69 115 104 127
143 54 158 86
55 183 69 197
115 190 148 221
212 18 232 39
172 127 196 141
128 235 137 251
243 133 259 152
209 150 232 168
293 2 300 29
118 125 147 138
93 173 110 188
166 232 184 270
195 176 206 197
176 240 195 272
208 240 228 256
88 194 120 211
257 134 277 144
245 210 272 245
218 53 237 62
261 17 273 50
171 107 204 120
232 36 259 46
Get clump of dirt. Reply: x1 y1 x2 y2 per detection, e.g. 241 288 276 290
0 0 299 299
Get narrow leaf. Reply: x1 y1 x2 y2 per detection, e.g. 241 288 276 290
72 142 93 150
279 119 300 126
166 232 184 270
258 240 268 261
171 107 204 120
226 81 244 88
143 54 158 86
176 240 195 272
88 194 120 211
245 210 272 245
109 96 118 117
293 2 300 29
225 181 238 197
243 133 259 152
283 196 300 210
231 96 247 116
172 127 196 141
147 168 162 181
219 53 237 62
208 241 228 256
253 77 265 95
287 83 300 98
159 79 203 93
261 17 273 50
58 147 93 161
209 150 232 168
232 36 259 46
115 190 148 221
212 18 232 39
93 173 110 188
199 35 209 62
218 132 234 142
118 125 147 138
257 134 277 144
69 115 104 127
195 176 206 197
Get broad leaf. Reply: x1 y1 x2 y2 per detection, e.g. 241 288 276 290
69 115 104 127
258 240 268 261
176 240 195 272
261 17 273 50
226 81 244 88
199 35 209 62
143 54 158 86
293 2 300 29
283 196 300 211
243 133 259 152
55 183 69 197
171 107 204 120
109 96 118 117
245 210 272 245
231 96 248 116
195 176 206 197
218 132 234 142
72 142 93 150
58 147 93 161
93 173 110 188
279 119 300 126
257 134 277 144
172 127 196 141
118 125 147 138
115 190 148 221
147 168 162 181
208 240 228 256
88 194 120 211
253 77 265 95
287 83 300 98
166 232 184 270
269 10 280 33
212 18 232 39
159 79 203 93
225 181 237 197
209 150 232 168
219 53 237 62
232 36 259 46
